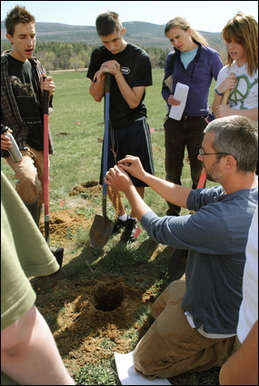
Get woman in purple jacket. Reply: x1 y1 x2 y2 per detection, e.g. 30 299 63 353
162 17 223 217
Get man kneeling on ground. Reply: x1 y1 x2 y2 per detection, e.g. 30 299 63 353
104 115 258 379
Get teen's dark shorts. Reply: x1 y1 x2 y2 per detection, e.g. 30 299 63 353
99 119 154 187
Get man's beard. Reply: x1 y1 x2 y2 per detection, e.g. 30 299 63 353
204 161 222 183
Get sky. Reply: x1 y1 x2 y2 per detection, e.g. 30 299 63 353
1 1 258 33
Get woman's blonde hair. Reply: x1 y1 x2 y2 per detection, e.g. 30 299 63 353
164 16 209 46
222 12 258 76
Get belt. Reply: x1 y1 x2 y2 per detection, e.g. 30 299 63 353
182 116 207 120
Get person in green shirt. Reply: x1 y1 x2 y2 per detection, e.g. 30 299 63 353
1 172 74 385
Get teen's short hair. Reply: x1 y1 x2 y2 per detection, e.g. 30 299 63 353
96 11 123 36
5 5 35 36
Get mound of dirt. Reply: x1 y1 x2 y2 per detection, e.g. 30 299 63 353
69 180 101 198
39 180 102 240
40 209 92 240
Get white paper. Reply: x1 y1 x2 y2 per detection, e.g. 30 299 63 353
169 82 189 121
114 351 171 385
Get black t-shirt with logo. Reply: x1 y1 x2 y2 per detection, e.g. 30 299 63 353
87 43 152 130
7 55 43 150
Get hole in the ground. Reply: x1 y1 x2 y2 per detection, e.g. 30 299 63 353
94 283 124 311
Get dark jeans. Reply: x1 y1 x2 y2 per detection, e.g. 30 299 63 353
164 116 207 216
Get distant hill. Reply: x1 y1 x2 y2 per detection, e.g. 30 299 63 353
1 20 225 52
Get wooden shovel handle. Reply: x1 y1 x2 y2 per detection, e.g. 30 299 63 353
221 72 235 105
222 90 230 105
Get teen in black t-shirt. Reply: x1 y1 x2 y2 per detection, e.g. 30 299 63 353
87 11 154 243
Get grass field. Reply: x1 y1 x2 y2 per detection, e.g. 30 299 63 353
1 69 220 385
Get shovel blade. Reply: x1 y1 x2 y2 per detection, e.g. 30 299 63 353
89 214 114 250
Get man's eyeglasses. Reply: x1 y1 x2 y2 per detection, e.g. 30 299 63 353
198 149 230 157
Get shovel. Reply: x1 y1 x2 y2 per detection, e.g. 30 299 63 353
197 168 207 188
196 88 232 189
43 88 64 269
89 73 114 249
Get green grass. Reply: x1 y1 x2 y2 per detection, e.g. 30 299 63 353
74 359 120 385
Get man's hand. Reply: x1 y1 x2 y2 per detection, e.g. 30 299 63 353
1 130 12 150
93 60 121 82
104 164 133 193
216 73 236 95
41 74 55 96
117 155 147 180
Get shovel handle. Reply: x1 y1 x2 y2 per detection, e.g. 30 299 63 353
222 90 230 105
103 74 111 196
43 90 49 114
197 168 207 189
105 72 111 93
43 88 50 242
43 90 50 186
43 75 49 114
221 72 235 105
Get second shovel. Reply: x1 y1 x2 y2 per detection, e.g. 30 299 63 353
89 73 114 249
43 88 64 269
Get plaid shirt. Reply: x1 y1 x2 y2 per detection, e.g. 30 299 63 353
1 50 54 158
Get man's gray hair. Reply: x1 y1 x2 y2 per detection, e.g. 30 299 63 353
204 115 258 172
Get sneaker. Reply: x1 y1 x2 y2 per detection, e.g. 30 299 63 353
112 217 127 235
120 218 138 243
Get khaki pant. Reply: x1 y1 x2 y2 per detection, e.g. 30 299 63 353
133 280 240 379
6 146 46 206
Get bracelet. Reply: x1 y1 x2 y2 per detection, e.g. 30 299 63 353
215 88 224 96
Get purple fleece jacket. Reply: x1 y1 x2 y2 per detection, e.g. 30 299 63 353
161 43 223 116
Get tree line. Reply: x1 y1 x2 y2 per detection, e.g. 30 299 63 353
1 40 227 71
1 41 171 71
